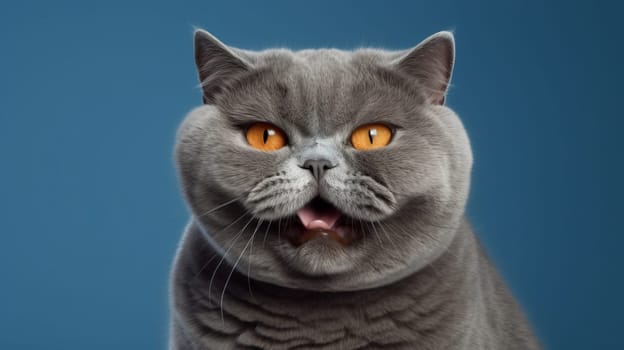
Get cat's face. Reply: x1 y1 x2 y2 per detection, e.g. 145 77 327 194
175 30 473 291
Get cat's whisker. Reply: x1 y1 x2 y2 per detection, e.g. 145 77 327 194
247 219 263 303
369 220 396 259
220 216 262 323
358 218 366 238
262 220 271 248
375 220 401 253
197 196 243 218
366 220 383 246
192 211 250 281
367 220 404 264
207 215 255 307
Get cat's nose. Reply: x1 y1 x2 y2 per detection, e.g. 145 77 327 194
300 159 336 181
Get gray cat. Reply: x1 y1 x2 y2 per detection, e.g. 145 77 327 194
169 29 539 349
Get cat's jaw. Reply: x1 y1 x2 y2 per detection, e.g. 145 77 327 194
192 213 461 292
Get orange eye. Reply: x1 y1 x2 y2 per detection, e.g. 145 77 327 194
245 122 287 151
350 123 392 150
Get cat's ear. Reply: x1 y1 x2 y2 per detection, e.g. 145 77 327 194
194 29 252 104
391 31 455 105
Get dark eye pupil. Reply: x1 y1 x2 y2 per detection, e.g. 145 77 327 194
263 129 269 143
368 129 375 144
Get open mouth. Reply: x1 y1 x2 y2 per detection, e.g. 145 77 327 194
286 197 356 247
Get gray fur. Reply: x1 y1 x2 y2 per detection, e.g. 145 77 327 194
169 29 539 349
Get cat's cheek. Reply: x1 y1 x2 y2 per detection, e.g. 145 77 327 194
208 148 284 193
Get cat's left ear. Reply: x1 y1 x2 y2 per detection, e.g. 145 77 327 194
194 29 253 104
391 31 455 105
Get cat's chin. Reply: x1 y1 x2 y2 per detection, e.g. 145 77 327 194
269 197 364 276
274 220 360 277
285 238 355 276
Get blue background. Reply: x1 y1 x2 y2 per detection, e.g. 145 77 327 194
1 0 622 348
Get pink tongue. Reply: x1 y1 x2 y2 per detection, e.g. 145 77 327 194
296 204 342 231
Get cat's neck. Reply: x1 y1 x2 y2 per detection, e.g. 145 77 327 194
171 219 486 348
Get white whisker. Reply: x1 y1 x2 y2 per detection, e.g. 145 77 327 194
262 220 271 248
247 219 263 302
220 217 262 322
198 196 242 218
207 215 255 306
375 220 401 253
366 221 383 245
193 211 249 280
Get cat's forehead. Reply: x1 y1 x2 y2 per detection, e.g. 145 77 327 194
237 48 412 133
256 48 394 85
257 48 379 70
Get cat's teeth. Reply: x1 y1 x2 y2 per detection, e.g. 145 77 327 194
296 204 342 230
307 219 332 230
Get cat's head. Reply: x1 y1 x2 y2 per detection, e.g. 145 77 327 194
175 30 473 291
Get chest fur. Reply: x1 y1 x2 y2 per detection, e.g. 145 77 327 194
173 262 475 350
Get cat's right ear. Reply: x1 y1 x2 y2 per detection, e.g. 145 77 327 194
391 31 455 105
194 29 252 104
